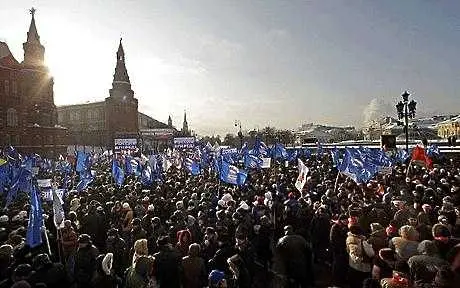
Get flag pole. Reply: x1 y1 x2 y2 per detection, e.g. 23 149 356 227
333 172 341 194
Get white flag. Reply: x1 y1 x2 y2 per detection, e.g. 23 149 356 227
52 189 65 228
295 159 309 193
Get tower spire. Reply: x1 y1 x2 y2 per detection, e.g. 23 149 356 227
109 38 134 100
23 7 45 66
27 7 40 43
168 115 172 127
182 110 189 135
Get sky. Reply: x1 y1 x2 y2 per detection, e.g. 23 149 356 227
1 0 459 136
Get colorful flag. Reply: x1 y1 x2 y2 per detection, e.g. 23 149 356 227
295 159 309 193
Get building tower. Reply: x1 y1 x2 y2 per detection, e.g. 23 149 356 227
22 7 45 67
105 38 138 147
182 110 189 136
21 8 57 127
167 115 172 127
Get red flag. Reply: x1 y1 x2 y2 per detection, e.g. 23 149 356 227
411 146 433 169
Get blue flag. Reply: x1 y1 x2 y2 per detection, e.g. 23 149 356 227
250 138 269 157
286 149 300 162
26 183 43 248
6 166 32 206
426 144 440 158
220 160 247 185
75 151 89 173
272 143 288 159
0 160 9 194
141 165 153 186
76 170 95 192
244 154 262 169
185 158 200 176
112 159 125 187
302 148 312 159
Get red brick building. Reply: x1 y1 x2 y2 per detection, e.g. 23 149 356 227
0 9 68 156
57 39 141 149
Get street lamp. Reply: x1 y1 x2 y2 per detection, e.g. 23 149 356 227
396 91 417 152
234 120 243 149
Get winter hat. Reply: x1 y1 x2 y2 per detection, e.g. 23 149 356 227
239 201 249 211
102 253 113 275
147 204 154 211
417 240 438 256
0 244 13 258
209 270 225 285
176 201 184 210
122 202 130 210
187 215 196 226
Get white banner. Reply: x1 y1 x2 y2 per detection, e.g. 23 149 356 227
295 159 309 193
37 179 52 188
42 189 65 202
261 157 271 169
174 137 195 149
220 148 238 155
114 138 138 151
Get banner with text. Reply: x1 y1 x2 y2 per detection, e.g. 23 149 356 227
174 137 195 149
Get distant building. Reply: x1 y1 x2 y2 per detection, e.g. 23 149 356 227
0 9 68 156
57 39 173 149
437 115 460 139
295 123 359 143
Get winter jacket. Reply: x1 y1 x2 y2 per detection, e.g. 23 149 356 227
75 245 99 286
346 232 375 272
368 229 387 254
330 223 348 255
153 245 182 288
181 255 207 288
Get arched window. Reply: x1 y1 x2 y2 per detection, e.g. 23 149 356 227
6 108 18 127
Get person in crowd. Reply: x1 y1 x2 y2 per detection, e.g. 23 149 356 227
181 243 207 288
74 234 99 288
346 224 375 288
407 240 449 286
330 214 349 286
106 227 128 277
92 253 121 288
153 235 182 288
124 254 154 288
389 225 419 261
59 219 78 276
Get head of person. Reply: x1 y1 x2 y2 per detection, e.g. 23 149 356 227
399 225 418 241
133 239 148 256
188 243 201 257
78 234 92 248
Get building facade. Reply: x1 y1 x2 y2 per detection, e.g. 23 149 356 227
57 39 142 149
0 9 68 156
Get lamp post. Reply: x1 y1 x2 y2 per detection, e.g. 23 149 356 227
234 120 243 149
396 91 417 153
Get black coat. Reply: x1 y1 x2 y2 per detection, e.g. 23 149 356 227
153 245 182 288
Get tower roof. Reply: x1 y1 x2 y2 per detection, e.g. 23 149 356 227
26 7 41 44
113 38 130 84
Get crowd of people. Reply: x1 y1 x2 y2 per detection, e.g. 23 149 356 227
0 147 459 288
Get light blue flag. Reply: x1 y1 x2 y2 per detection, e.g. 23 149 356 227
219 160 247 185
112 159 125 187
26 183 43 248
75 151 89 173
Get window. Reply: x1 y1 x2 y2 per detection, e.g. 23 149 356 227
6 108 18 127
4 80 9 95
12 135 19 145
12 81 17 96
